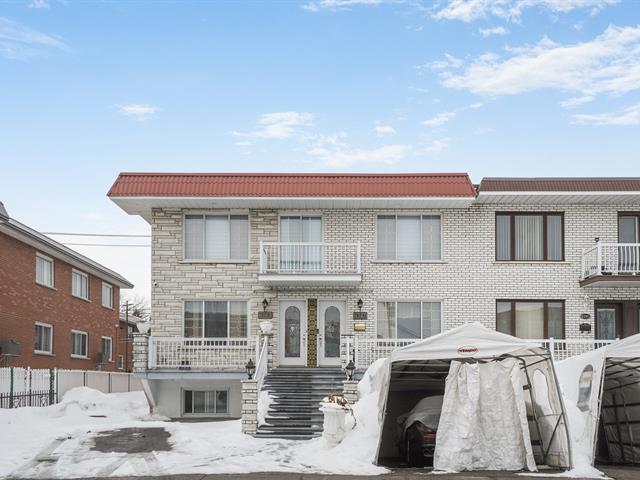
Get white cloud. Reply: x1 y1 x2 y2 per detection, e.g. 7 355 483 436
422 111 457 127
232 111 314 139
115 104 160 121
433 0 618 23
422 137 452 153
307 144 411 168
302 0 382 12
439 25 640 98
374 125 396 136
0 17 67 59
28 0 50 8
473 126 494 135
559 95 595 109
479 26 509 37
423 53 464 71
572 103 640 125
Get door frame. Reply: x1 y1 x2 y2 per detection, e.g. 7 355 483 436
317 300 345 367
279 299 308 366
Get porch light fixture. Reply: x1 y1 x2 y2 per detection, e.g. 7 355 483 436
262 298 269 312
345 360 356 381
356 299 363 311
245 359 256 380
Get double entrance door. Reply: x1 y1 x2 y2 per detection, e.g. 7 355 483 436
279 300 344 367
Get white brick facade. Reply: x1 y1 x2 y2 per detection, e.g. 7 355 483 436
150 202 640 363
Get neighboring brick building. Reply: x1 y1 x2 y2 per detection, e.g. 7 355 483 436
108 173 640 419
0 202 134 370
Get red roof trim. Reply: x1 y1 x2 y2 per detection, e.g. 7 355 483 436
107 172 477 198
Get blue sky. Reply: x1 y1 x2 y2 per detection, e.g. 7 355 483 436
1 0 639 299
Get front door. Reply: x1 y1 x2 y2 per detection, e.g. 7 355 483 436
317 301 344 367
595 304 621 340
279 301 307 366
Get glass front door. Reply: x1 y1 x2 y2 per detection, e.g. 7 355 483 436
318 301 344 366
279 300 307 366
596 305 618 340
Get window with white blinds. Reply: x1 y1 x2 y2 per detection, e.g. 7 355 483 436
35 253 54 287
184 214 249 260
496 213 563 261
72 270 89 300
377 215 441 261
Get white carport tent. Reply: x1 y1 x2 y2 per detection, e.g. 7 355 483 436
374 322 572 471
556 333 640 466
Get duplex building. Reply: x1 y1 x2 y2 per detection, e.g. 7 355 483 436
0 202 134 370
107 173 640 420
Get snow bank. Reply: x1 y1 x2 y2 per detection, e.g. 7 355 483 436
0 363 392 478
0 387 150 478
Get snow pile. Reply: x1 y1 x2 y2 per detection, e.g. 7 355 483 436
256 390 271 426
0 387 150 478
0 365 393 478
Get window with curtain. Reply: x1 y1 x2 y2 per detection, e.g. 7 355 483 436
34 323 53 353
71 330 88 357
101 336 113 361
35 254 54 287
496 300 565 339
377 301 442 339
377 215 441 261
279 216 322 271
496 213 563 261
184 214 248 260
102 282 113 308
72 270 89 299
184 390 229 415
184 300 248 338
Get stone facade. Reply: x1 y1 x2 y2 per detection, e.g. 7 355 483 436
241 379 258 434
148 203 640 368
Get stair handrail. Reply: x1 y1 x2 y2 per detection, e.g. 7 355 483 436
255 336 269 391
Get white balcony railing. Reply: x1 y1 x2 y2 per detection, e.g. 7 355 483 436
352 337 618 369
259 242 361 275
148 336 259 370
582 242 640 279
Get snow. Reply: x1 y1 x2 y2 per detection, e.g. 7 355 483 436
0 367 388 479
256 389 271 426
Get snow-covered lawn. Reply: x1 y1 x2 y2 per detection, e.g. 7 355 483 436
0 363 387 479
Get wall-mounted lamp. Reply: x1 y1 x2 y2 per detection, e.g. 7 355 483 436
594 237 600 243
245 359 256 379
262 298 269 312
357 299 363 311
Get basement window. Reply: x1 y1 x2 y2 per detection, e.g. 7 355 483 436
184 390 228 415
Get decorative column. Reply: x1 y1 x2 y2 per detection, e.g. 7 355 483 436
132 333 149 372
241 379 258 435
342 380 359 404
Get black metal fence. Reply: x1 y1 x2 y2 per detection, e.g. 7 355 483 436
0 367 56 409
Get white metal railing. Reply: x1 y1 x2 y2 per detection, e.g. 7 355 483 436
352 336 618 369
148 336 258 370
259 242 361 275
537 338 617 362
255 336 268 391
582 242 640 279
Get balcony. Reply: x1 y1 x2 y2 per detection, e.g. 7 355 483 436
348 337 617 369
148 337 259 371
581 242 640 287
258 242 362 287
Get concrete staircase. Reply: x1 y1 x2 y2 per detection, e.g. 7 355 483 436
255 367 345 440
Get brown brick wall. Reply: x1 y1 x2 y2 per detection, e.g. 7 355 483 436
0 232 123 370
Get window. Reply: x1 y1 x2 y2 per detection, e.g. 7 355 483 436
102 282 113 308
35 253 54 287
184 300 248 338
496 300 564 339
377 215 441 261
184 214 249 260
72 270 89 300
377 301 442 339
618 214 639 243
184 390 228 415
34 322 53 354
496 213 563 261
101 336 113 362
71 330 88 357
280 215 322 242
117 355 124 370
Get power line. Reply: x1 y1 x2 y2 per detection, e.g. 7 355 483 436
44 231 150 238
62 243 151 247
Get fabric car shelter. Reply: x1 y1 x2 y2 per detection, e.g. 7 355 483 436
374 323 572 472
555 334 640 467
